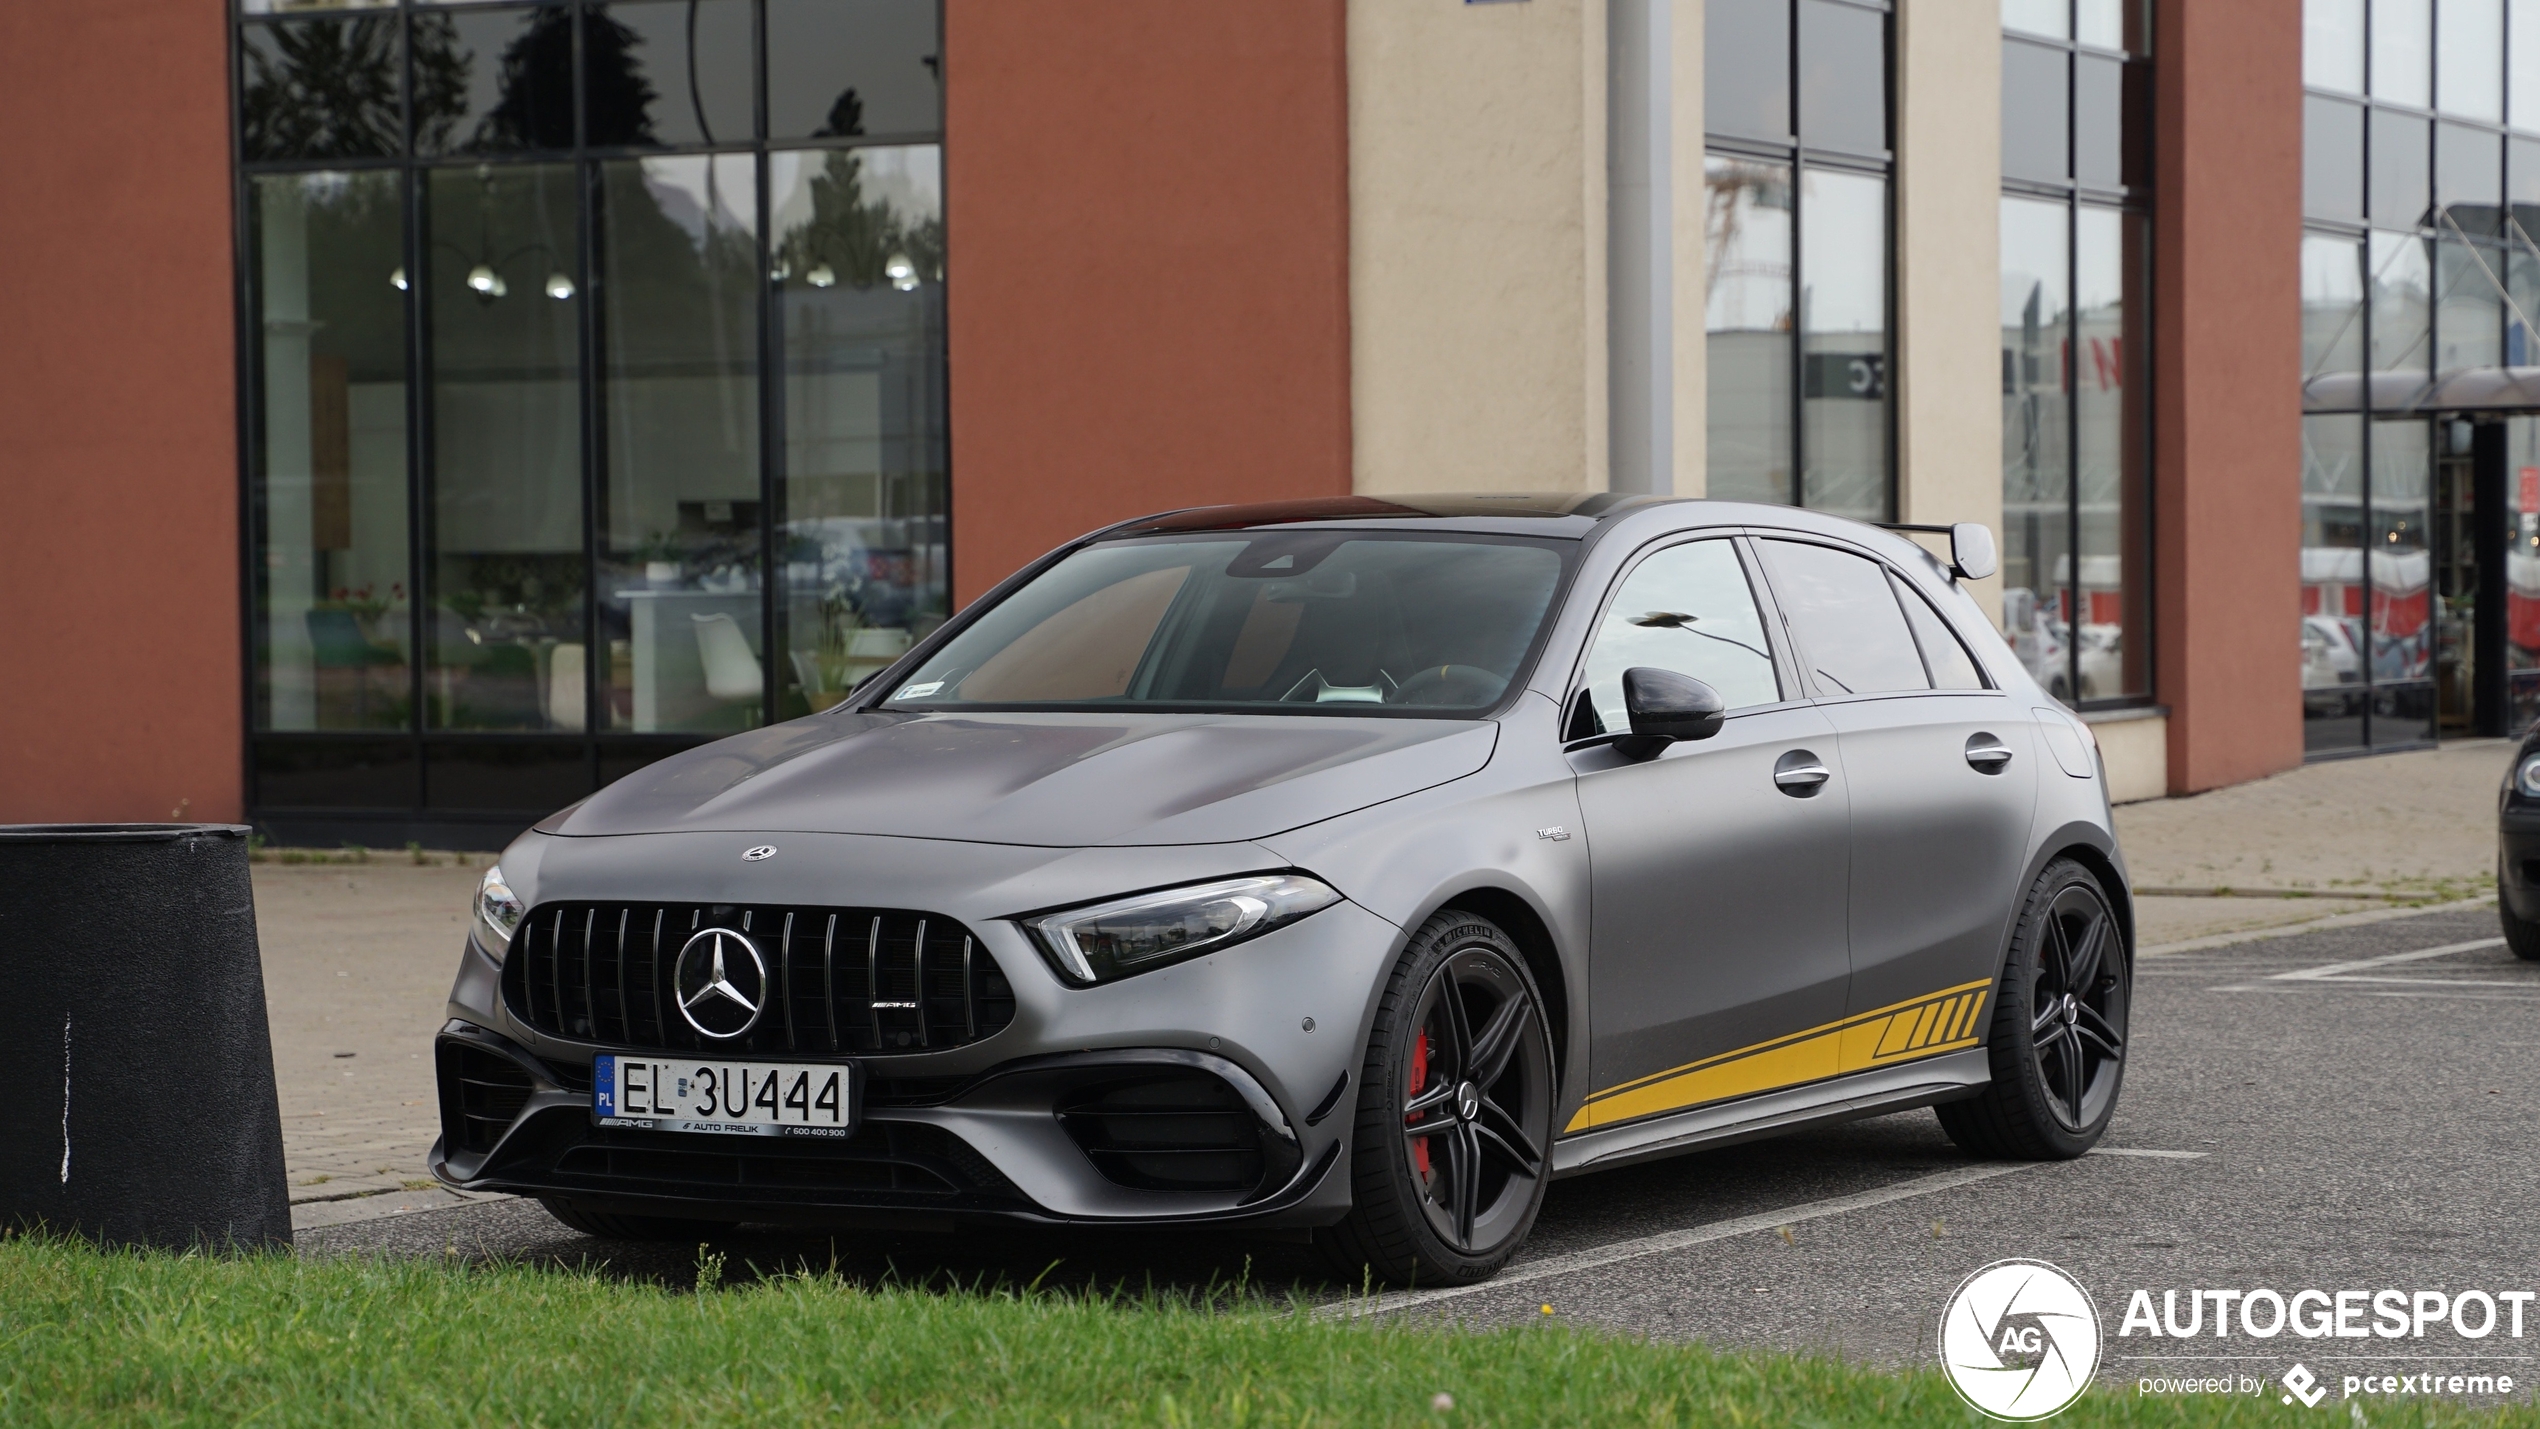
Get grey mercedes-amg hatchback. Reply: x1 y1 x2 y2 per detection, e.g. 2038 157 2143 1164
433 494 2134 1286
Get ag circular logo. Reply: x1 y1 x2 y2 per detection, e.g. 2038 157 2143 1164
1939 1259 2101 1421
672 927 768 1040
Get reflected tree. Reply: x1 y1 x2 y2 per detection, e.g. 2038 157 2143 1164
239 17 401 161
775 149 946 290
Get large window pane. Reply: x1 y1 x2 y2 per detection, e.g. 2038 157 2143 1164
2370 229 2434 374
1798 0 1886 154
2371 419 2437 741
240 17 403 162
2370 110 2432 228
1706 0 1791 141
2303 232 2367 399
595 155 763 734
587 1 756 148
2073 52 2124 189
426 163 584 731
1798 169 1888 520
252 172 411 732
412 6 576 155
2374 0 2434 107
2435 236 2505 371
2075 0 2128 51
2436 122 2505 232
2002 0 2069 42
2001 197 2073 700
2074 207 2148 699
769 0 944 142
2506 415 2540 730
2514 0 2540 131
2306 0 2367 95
2306 95 2366 223
771 144 949 714
2002 39 2072 183
2439 0 2505 121
1704 154 1794 504
2301 413 2368 753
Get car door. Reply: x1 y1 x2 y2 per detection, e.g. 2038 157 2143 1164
1564 536 1852 1134
1751 538 2039 1058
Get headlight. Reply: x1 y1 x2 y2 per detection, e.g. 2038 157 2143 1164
1024 874 1342 985
2519 753 2540 799
474 863 526 961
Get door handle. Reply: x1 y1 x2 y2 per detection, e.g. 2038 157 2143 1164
1965 733 2014 773
1773 749 1831 796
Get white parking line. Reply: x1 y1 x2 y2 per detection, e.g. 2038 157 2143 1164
2268 938 2507 982
1323 1149 2201 1320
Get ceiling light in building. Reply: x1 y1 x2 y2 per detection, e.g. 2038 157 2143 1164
885 252 919 292
389 266 408 292
466 264 507 302
807 263 837 289
544 272 576 300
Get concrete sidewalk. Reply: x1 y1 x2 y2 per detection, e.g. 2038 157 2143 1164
251 739 2518 1228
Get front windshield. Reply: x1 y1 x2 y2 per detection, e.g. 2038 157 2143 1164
880 532 1571 714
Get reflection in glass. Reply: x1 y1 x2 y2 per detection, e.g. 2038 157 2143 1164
412 6 576 155
594 156 762 733
1704 155 1793 504
2372 0 2433 108
240 17 402 162
2370 230 2433 375
1799 169 1888 520
2506 416 2540 730
426 163 585 730
2306 96 2366 223
1704 0 1790 140
2306 0 2367 94
2001 197 2073 701
1797 0 1886 154
2074 207 2147 699
2516 0 2540 132
2435 236 2504 374
2073 53 2124 189
768 0 944 141
1581 541 1780 718
589 1 756 148
2371 419 2436 742
772 145 948 713
2001 0 2069 42
252 173 411 732
2436 123 2504 232
2438 0 2504 122
2370 110 2431 228
2301 414 2368 752
2302 232 2367 394
2001 39 2072 184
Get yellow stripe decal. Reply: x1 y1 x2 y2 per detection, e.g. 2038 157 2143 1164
1564 979 1992 1133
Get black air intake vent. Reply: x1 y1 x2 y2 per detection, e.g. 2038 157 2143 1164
503 903 1015 1057
1057 1070 1270 1194
439 1042 535 1155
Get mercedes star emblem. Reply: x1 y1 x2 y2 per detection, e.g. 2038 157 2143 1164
742 845 777 862
672 927 768 1039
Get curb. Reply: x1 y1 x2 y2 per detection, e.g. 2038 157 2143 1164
2140 895 2497 957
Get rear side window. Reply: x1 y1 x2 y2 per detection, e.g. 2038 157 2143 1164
1756 539 1929 696
1891 573 1988 690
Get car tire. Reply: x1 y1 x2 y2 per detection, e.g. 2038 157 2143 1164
538 1196 738 1242
1318 909 1557 1289
1936 859 2130 1160
2500 863 2540 961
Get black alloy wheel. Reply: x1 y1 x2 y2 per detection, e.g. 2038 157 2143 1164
1938 859 2130 1159
1321 910 1556 1287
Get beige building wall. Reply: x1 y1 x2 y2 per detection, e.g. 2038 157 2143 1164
1348 0 1608 494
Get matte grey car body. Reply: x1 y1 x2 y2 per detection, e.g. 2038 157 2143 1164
431 494 2132 1254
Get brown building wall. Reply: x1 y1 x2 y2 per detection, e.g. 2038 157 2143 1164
0 0 243 822
2152 0 2305 793
942 0 1353 604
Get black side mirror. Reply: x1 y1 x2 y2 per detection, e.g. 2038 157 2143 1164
1615 667 1726 759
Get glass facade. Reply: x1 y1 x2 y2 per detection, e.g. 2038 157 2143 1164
236 0 946 829
2299 0 2540 750
2000 1 2152 708
1703 0 1895 522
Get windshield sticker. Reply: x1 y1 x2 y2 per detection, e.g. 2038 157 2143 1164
895 681 945 700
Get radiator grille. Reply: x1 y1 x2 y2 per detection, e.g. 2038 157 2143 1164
503 903 1015 1057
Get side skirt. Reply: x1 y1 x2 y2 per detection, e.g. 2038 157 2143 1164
1549 1047 1990 1178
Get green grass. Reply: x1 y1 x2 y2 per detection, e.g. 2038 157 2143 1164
0 1235 2529 1427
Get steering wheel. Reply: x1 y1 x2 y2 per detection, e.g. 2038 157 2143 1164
1387 664 1505 707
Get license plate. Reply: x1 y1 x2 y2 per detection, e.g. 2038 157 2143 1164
593 1054 860 1139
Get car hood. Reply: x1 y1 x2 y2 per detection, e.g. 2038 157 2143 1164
544 711 1500 847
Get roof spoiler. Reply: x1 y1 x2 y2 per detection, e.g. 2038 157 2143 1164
1879 522 1999 583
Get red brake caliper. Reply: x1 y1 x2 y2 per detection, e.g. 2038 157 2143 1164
1409 1027 1432 1179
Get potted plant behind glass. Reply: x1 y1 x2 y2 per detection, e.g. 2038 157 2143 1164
636 530 683 588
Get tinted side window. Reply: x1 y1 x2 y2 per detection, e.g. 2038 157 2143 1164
1891 573 1987 691
1757 539 1929 696
1575 539 1781 734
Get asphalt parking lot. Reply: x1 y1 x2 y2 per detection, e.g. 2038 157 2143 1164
310 903 2540 1398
